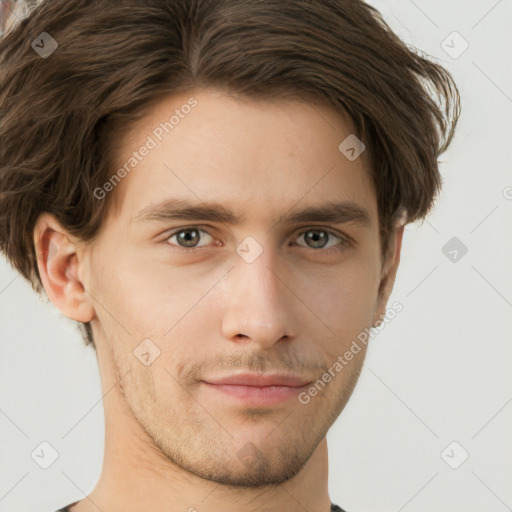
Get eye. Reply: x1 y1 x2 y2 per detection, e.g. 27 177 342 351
164 227 215 249
162 226 350 253
294 228 349 252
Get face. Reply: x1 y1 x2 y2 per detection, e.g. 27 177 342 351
79 88 396 487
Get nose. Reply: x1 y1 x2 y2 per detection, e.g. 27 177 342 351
220 244 298 349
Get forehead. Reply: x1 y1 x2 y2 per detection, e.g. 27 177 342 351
105 88 377 228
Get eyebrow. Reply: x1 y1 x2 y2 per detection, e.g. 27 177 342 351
132 198 372 228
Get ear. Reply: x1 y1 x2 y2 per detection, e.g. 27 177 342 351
372 223 405 325
33 213 95 323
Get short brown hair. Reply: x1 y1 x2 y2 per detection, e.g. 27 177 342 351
0 0 460 348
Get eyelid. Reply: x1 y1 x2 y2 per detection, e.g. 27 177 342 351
295 226 348 240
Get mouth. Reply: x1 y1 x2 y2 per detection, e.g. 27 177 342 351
200 373 312 407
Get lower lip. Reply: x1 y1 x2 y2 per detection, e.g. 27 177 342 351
201 382 309 406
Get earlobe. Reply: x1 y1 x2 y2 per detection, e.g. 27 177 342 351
33 213 95 323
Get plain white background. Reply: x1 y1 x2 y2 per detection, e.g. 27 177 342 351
0 1 511 511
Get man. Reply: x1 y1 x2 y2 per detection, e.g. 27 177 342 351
0 0 460 510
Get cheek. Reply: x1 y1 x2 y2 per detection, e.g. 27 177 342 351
305 260 380 342
93 249 201 335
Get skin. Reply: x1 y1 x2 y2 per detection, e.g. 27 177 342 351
34 87 404 512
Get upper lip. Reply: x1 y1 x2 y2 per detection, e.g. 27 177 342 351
202 373 312 387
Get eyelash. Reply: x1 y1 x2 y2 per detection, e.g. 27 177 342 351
162 226 352 254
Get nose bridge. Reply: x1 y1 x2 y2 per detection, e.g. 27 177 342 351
221 240 296 345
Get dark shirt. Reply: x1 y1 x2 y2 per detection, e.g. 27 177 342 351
56 503 347 511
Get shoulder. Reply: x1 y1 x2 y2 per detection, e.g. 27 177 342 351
54 504 75 512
